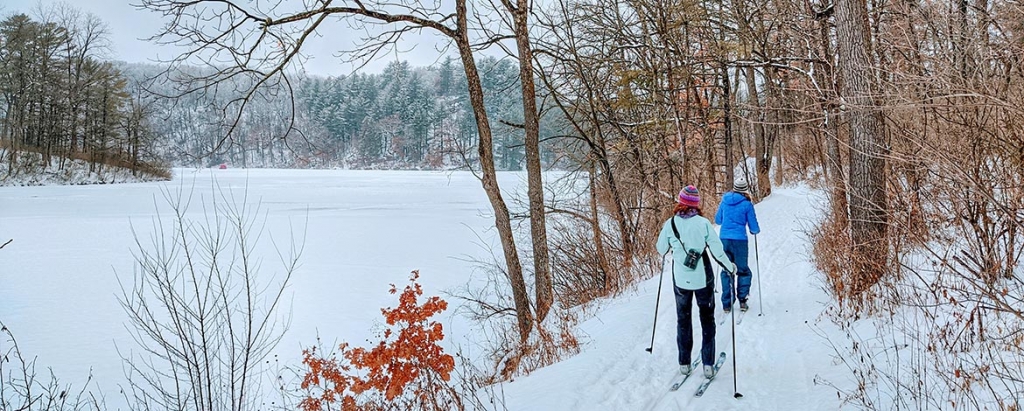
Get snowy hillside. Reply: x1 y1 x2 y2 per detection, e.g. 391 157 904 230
0 149 169 186
498 186 849 410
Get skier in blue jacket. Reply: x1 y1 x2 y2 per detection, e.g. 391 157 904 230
714 180 761 312
657 185 736 379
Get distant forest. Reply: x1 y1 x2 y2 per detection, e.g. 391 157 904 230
1 12 564 173
132 57 565 170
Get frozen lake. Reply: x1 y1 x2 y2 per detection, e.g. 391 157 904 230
0 168 527 404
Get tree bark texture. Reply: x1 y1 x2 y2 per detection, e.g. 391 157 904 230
835 0 890 288
509 0 553 324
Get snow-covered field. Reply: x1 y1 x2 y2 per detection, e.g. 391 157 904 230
1 169 849 410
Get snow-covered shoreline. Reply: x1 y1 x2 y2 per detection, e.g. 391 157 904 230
0 150 169 186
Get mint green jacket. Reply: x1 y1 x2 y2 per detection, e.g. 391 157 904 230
656 214 734 290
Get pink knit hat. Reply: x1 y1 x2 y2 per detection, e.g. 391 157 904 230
678 185 700 207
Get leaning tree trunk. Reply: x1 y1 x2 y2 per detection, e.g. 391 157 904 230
835 0 890 293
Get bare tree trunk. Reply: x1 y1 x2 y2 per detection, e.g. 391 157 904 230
507 0 553 323
811 5 849 229
955 0 971 80
825 111 848 221
721 64 735 190
835 0 890 290
743 65 774 199
588 161 612 292
454 1 533 342
663 41 690 191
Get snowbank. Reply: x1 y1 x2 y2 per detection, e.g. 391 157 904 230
0 149 168 186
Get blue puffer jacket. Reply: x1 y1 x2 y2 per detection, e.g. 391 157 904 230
714 191 760 240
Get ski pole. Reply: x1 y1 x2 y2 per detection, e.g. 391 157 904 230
755 234 763 316
730 266 742 398
645 254 668 353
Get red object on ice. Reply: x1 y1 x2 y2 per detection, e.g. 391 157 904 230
219 163 227 169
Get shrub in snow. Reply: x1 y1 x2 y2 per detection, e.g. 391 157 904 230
299 271 460 411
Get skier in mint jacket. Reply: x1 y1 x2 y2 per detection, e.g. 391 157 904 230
714 180 761 312
657 185 736 379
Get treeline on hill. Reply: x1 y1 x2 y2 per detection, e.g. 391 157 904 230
297 58 566 170
1 10 565 177
132 58 563 170
0 12 167 179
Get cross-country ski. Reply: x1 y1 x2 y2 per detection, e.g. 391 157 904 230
669 358 703 391
694 352 729 397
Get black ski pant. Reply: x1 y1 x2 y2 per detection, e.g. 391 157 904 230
674 282 716 367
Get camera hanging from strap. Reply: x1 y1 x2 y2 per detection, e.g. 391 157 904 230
670 217 702 270
671 216 733 275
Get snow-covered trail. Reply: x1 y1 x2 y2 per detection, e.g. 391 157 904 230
500 186 848 410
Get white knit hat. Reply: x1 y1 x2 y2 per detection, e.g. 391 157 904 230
733 180 749 194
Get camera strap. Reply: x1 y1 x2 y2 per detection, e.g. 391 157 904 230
670 217 688 251
673 216 735 274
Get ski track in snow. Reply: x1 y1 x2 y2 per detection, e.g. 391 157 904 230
501 186 848 410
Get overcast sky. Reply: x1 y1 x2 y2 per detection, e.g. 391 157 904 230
2 0 457 76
